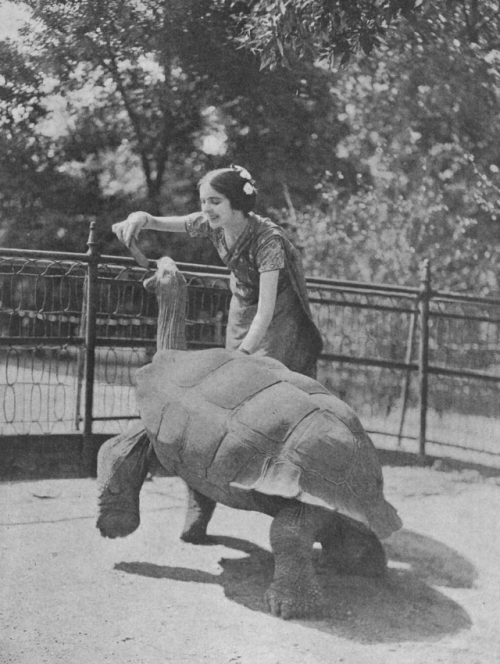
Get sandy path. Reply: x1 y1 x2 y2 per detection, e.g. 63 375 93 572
1 466 500 664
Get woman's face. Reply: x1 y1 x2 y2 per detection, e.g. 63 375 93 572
199 182 236 230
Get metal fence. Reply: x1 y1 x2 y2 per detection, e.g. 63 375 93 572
1 224 499 467
307 264 500 466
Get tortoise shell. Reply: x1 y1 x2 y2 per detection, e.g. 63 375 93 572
136 349 401 539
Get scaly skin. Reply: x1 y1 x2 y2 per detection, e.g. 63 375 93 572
96 423 151 539
264 503 386 619
266 502 326 619
180 488 217 544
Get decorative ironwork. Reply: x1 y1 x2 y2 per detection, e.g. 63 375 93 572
1 241 499 465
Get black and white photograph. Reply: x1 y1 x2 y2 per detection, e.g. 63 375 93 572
1 1 499 662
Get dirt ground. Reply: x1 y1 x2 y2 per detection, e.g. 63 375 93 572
2 463 500 664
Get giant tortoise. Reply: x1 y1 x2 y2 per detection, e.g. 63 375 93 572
96 257 402 619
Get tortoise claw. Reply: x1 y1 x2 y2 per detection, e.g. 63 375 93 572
96 511 140 539
265 584 326 620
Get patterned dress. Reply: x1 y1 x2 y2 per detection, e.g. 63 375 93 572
185 212 323 377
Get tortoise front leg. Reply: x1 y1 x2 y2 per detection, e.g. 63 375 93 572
96 423 152 538
266 502 325 619
180 486 216 544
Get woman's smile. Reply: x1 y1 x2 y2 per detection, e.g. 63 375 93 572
199 182 234 229
199 179 249 244
207 213 220 225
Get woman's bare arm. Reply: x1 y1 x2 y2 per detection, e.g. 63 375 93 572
112 211 193 246
239 270 279 353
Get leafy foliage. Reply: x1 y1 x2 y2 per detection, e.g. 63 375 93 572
1 0 500 296
235 0 423 68
0 38 91 250
279 1 500 294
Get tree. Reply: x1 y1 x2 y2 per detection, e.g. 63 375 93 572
2 0 352 260
3 0 499 296
286 1 500 294
16 1 347 209
236 0 423 68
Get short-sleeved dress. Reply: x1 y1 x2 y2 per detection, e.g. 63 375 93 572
186 212 323 377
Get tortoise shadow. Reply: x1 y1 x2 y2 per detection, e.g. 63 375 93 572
115 529 473 644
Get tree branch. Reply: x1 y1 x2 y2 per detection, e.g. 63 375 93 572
460 0 480 43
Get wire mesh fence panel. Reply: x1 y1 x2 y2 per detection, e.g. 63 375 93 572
1 249 499 465
87 261 156 434
0 255 233 435
184 274 231 348
90 346 148 434
0 345 83 435
424 296 500 462
88 264 232 433
308 283 420 446
310 286 417 364
0 256 87 435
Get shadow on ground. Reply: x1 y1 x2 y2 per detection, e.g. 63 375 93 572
115 528 473 644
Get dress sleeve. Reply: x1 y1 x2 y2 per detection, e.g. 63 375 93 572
256 236 286 273
185 213 210 238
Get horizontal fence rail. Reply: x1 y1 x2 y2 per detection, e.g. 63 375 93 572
1 227 499 469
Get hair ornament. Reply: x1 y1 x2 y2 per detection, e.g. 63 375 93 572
231 164 253 181
230 164 256 196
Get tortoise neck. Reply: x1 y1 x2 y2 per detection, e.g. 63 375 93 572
156 271 187 351
144 265 187 351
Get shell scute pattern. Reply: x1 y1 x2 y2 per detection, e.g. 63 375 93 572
233 381 319 443
155 401 190 463
155 348 234 388
290 411 358 478
206 432 260 486
309 392 366 435
154 389 228 474
136 349 402 538
196 359 282 410
232 457 303 499
281 371 332 396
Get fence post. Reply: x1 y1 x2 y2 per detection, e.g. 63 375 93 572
397 301 418 445
82 221 100 473
418 259 431 459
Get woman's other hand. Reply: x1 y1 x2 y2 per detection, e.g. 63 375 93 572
112 212 152 246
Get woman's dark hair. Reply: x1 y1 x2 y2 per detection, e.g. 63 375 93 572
198 167 257 214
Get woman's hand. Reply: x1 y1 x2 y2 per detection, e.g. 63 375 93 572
112 212 153 246
238 270 279 354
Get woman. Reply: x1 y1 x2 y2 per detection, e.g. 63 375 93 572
113 165 323 377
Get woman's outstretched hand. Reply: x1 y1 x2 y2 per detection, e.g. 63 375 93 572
112 212 152 246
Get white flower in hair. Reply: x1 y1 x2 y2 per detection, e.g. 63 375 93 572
243 182 255 195
233 165 252 180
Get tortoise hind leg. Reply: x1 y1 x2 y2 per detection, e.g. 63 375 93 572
180 486 216 544
318 513 387 578
266 502 326 619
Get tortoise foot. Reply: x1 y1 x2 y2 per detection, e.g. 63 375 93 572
96 510 140 539
180 487 216 545
265 583 326 620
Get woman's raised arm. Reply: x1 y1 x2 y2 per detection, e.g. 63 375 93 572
112 211 192 247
